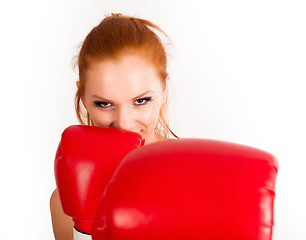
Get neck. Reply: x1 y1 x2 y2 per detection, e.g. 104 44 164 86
145 133 168 145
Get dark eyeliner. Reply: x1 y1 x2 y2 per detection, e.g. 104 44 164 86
140 97 152 101
92 100 111 108
135 97 153 105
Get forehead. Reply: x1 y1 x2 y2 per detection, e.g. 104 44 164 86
84 55 163 100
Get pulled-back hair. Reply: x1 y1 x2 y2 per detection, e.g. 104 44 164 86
74 13 177 138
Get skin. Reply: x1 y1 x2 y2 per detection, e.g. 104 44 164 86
81 54 169 144
50 54 170 239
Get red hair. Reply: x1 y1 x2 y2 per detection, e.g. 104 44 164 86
74 13 177 138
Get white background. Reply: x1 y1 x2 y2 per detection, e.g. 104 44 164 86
0 0 305 239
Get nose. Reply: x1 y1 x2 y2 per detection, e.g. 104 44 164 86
110 107 136 132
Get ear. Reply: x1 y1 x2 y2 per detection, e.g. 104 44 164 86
76 81 87 110
162 73 170 102
165 73 170 84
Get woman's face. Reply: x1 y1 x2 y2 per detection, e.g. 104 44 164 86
79 55 168 145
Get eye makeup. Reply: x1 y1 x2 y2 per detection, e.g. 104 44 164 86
134 97 153 106
92 96 153 109
92 100 113 109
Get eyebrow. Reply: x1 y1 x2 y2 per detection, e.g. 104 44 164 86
91 90 153 102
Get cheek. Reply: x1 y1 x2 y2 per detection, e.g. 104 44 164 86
137 103 161 130
87 108 113 127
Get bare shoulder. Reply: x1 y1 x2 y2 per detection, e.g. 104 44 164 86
50 188 59 205
50 189 63 215
50 188 73 240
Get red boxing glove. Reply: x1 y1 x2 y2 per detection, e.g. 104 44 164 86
92 139 278 240
54 125 144 237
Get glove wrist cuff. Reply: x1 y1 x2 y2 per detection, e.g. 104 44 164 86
73 218 93 235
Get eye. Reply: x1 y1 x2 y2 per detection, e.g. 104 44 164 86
93 100 113 109
134 97 152 106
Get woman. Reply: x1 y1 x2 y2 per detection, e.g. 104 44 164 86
50 13 177 239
